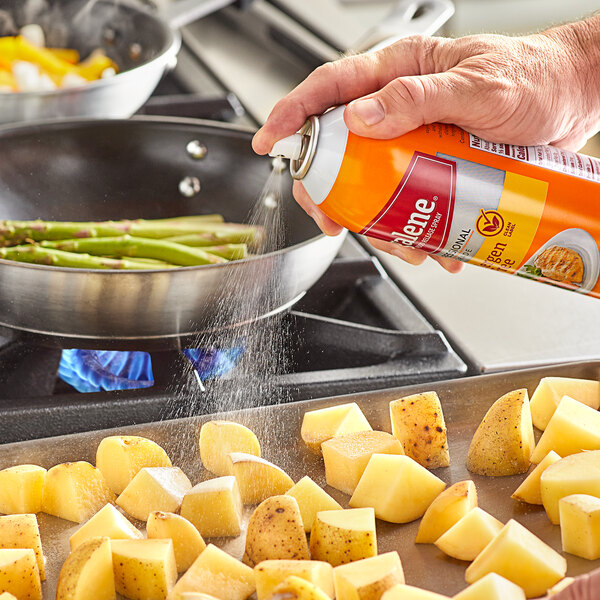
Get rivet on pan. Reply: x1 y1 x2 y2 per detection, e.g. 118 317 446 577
186 140 208 160
129 42 142 61
179 176 201 198
103 28 116 44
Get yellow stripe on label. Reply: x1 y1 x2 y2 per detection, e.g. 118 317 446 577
470 171 548 273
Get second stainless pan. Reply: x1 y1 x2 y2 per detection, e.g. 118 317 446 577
0 116 346 344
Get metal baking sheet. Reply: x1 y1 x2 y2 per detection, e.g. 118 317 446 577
2 361 600 598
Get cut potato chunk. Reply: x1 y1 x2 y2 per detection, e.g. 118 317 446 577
453 573 525 600
541 449 600 524
147 511 206 572
229 453 294 505
180 476 243 537
243 495 309 567
116 467 191 521
254 559 334 600
169 543 255 600
333 551 404 600
0 548 42 600
465 519 566 598
389 392 449 469
271 576 330 600
350 454 446 523
466 389 534 476
42 461 115 523
199 421 261 476
530 376 600 431
96 435 172 495
546 578 575 596
0 514 45 580
511 451 561 505
286 476 342 532
559 494 600 560
111 538 177 600
309 508 376 566
301 403 372 454
530 395 600 463
322 431 403 495
56 537 115 600
415 481 478 544
69 503 142 550
381 585 449 599
0 593 17 599
434 507 503 562
0 465 46 515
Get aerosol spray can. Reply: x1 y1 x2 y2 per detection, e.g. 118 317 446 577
270 106 600 297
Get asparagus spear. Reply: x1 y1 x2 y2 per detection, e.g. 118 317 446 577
166 226 264 247
0 216 243 245
0 245 178 270
196 244 248 260
41 236 227 266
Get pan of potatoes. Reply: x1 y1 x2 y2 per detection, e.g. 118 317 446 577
0 361 600 599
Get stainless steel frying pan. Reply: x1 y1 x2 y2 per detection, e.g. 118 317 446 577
0 117 346 344
0 0 236 124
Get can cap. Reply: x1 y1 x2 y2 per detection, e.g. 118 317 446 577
269 134 303 160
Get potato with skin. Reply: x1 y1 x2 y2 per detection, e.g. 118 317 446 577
310 508 377 566
229 453 294 505
529 376 600 431
286 476 342 532
511 451 561 505
56 537 115 600
199 421 261 476
147 511 206 572
111 538 177 600
254 560 334 600
301 403 372 454
178 595 220 600
453 573 525 600
271 576 331 600
381 585 449 600
180 476 243 537
243 495 309 567
333 552 405 600
96 435 172 495
350 454 446 523
415 481 478 544
540 450 600 524
559 494 600 560
0 548 42 600
465 520 566 598
42 461 115 523
116 466 192 521
530 395 600 463
434 507 503 562
389 392 449 469
69 503 142 550
0 465 46 514
0 514 45 580
466 389 534 476
322 431 404 495
168 544 255 600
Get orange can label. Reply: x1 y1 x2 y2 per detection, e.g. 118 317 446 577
320 124 600 297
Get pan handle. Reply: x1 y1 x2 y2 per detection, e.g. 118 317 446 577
355 0 455 53
162 0 237 30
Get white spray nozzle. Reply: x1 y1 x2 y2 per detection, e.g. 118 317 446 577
269 133 303 160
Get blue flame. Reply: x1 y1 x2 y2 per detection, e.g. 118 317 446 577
58 346 245 393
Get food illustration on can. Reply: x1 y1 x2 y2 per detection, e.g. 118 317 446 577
270 105 600 298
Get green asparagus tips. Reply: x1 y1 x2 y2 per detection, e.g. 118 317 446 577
41 236 227 266
0 215 239 245
0 245 178 270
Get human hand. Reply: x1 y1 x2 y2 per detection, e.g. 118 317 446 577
253 16 600 272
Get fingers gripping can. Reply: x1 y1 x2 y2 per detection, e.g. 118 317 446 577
270 106 600 297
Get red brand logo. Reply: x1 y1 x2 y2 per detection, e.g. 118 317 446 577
360 152 456 253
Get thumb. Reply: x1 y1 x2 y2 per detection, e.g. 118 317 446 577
345 72 465 139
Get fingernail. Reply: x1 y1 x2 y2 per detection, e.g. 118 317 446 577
349 98 385 126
